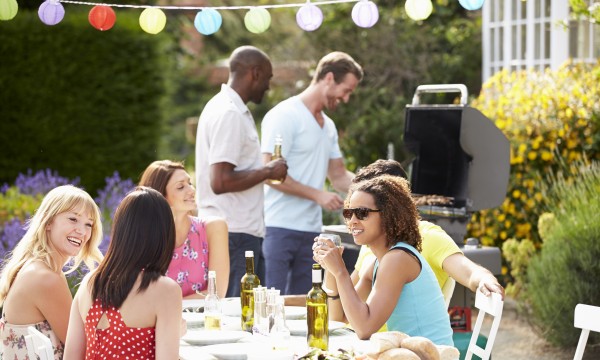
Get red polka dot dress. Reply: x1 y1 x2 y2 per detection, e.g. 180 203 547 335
84 299 156 360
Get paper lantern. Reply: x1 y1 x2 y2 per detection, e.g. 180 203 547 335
351 0 379 28
89 5 116 31
244 8 271 34
459 0 485 11
139 8 166 34
194 8 222 35
296 2 323 32
38 0 65 26
405 0 433 21
0 0 18 21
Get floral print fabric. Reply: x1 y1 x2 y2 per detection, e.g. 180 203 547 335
0 315 65 360
165 216 209 297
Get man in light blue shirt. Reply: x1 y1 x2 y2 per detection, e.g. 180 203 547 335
260 52 362 295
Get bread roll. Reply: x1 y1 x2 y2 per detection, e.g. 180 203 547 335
400 336 440 360
436 345 460 360
369 331 410 353
379 348 420 360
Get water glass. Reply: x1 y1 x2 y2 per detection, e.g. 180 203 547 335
318 233 342 247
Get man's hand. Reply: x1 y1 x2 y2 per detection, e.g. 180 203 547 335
265 158 288 181
316 191 344 211
477 278 505 299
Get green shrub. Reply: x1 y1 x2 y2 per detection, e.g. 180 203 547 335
0 187 42 224
0 10 174 192
526 161 600 347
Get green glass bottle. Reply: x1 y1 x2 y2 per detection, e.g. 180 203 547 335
240 250 260 331
306 263 328 350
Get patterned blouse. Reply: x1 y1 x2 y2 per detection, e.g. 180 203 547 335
165 216 209 297
84 299 155 359
0 315 64 360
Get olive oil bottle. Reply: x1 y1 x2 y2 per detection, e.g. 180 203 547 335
306 263 328 350
240 250 261 331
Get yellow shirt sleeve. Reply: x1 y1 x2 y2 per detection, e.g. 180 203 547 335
419 220 463 290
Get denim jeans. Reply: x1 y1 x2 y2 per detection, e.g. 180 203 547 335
226 232 264 298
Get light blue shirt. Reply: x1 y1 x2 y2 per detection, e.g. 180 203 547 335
374 242 454 346
261 96 342 232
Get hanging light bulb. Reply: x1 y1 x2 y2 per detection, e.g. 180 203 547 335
139 7 166 35
0 0 18 21
405 0 433 21
38 0 65 26
88 5 116 31
194 8 222 35
351 0 379 28
459 0 485 11
244 8 271 34
296 1 323 32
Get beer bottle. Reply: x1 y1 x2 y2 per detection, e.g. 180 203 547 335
271 134 284 184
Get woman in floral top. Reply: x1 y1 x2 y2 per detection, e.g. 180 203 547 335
0 185 104 359
140 160 229 298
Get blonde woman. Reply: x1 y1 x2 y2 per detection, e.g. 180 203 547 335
0 185 103 359
140 160 229 298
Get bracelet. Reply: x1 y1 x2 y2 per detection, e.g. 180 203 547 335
329 294 340 300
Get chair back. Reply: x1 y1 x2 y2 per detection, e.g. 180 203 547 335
465 291 503 360
23 326 54 360
573 303 600 360
442 277 456 309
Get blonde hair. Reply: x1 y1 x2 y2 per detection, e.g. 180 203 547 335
0 185 104 305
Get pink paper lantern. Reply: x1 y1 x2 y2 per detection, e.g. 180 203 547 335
352 0 379 28
89 5 116 31
296 2 323 32
38 0 65 26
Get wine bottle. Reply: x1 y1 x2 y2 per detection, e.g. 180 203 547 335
270 134 284 184
204 271 222 330
240 250 261 331
306 263 328 350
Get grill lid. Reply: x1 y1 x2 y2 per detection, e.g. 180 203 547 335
404 84 510 212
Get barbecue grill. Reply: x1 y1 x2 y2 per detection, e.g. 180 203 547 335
404 84 510 307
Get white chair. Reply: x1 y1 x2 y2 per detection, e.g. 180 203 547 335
573 303 600 360
442 277 456 309
24 326 54 360
465 291 504 360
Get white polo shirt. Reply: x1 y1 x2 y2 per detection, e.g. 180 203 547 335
195 84 265 238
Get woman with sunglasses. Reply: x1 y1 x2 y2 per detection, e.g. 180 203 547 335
313 175 453 345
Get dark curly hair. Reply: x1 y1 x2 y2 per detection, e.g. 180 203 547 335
346 175 421 251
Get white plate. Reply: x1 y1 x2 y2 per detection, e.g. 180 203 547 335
286 320 346 335
183 299 205 312
222 297 242 317
192 343 294 360
182 312 205 326
284 306 306 320
182 329 251 346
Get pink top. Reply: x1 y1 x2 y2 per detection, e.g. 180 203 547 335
85 299 155 360
166 216 209 297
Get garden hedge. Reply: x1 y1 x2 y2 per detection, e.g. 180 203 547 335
0 10 174 192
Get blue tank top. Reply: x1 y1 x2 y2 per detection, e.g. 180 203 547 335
373 242 454 346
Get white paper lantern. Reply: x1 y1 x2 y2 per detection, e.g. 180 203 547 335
296 2 323 31
405 0 433 21
351 0 379 28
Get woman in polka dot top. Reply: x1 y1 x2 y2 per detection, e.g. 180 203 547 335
64 187 183 359
139 160 230 298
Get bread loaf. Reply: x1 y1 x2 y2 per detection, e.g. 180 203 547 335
400 336 440 360
435 345 460 360
369 331 410 353
379 348 420 360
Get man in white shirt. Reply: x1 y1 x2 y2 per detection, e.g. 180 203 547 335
196 46 288 297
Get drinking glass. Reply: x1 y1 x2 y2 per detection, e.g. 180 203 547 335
318 233 342 248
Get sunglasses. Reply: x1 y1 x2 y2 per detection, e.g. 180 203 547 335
342 207 381 221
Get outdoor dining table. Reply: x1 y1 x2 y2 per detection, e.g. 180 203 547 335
179 298 370 360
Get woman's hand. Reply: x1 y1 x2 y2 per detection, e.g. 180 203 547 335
312 237 345 277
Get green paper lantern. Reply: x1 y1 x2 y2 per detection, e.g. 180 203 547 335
0 0 18 21
244 8 270 34
139 7 166 35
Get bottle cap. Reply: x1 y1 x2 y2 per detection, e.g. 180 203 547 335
245 250 254 257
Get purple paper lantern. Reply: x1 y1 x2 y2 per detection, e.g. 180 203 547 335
194 8 222 35
458 0 485 11
38 0 65 26
296 2 323 32
352 0 379 28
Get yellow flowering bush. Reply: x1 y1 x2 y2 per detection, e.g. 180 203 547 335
467 61 600 247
